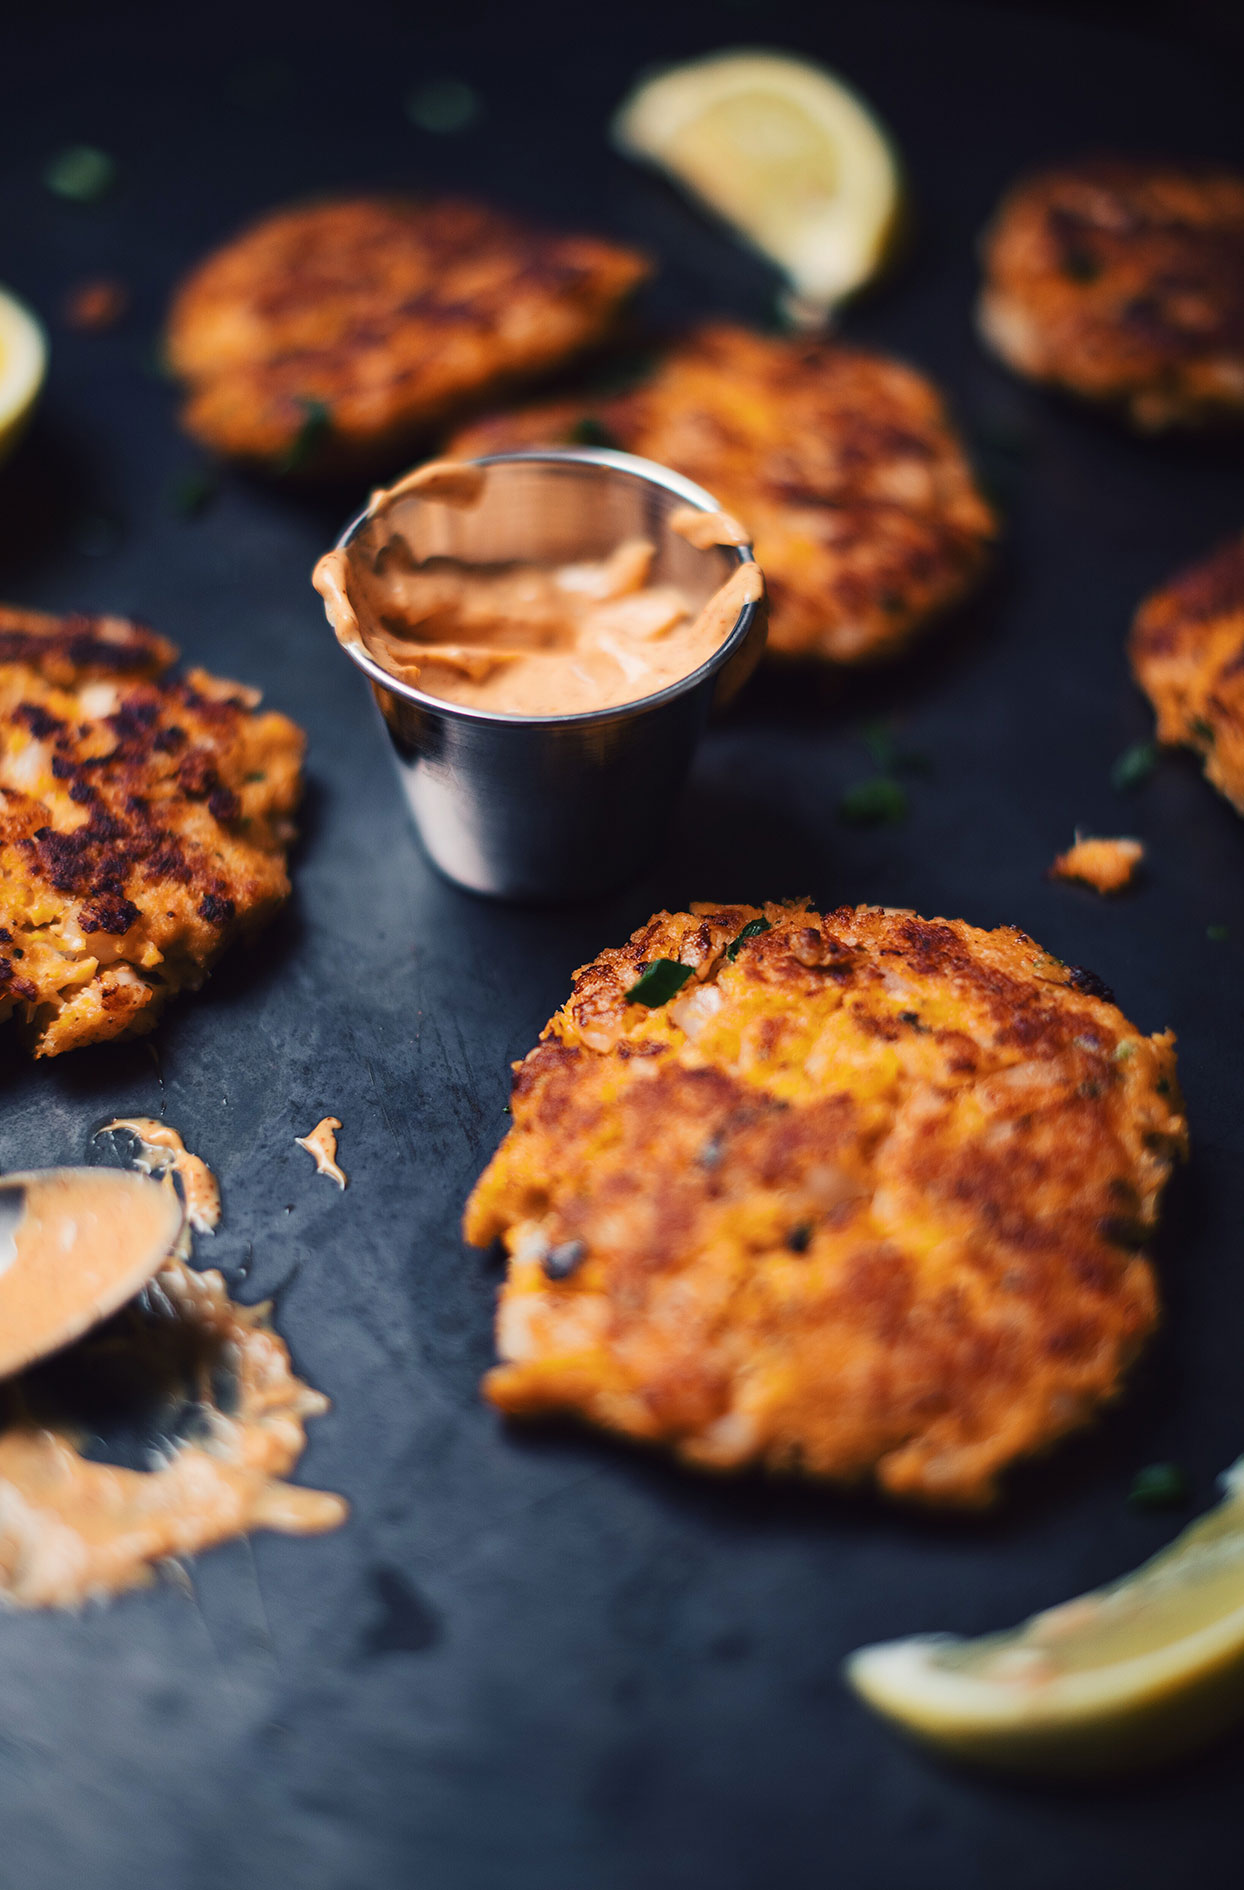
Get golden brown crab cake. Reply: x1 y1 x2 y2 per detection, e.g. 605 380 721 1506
1130 530 1244 810
0 605 303 1056
165 196 650 474
447 324 997 664
464 902 1186 1508
978 159 1244 430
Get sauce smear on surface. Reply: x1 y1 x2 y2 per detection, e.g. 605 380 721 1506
0 1126 345 1607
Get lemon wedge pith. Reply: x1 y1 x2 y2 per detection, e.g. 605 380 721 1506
613 49 901 321
846 1459 1244 1775
0 287 47 466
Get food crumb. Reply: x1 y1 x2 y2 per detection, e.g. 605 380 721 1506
63 278 129 330
1050 835 1144 894
295 1116 347 1189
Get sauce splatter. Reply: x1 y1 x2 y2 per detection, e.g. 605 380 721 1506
295 1116 347 1189
97 1118 221 1233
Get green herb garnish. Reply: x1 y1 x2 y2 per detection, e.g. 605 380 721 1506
73 512 122 557
227 58 295 112
1111 741 1158 791
1189 716 1216 747
1128 1463 1188 1511
44 145 116 203
726 917 771 962
170 467 219 519
626 959 693 1007
838 778 908 826
567 416 620 449
861 720 897 771
1207 924 1230 943
859 719 931 776
404 78 481 134
278 397 333 474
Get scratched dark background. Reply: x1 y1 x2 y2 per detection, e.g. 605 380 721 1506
2 1 1243 1885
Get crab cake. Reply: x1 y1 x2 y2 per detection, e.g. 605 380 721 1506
166 197 650 474
978 159 1244 430
464 902 1186 1507
447 324 997 664
1131 530 1244 810
0 605 303 1056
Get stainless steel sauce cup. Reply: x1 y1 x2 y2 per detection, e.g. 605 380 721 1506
314 448 765 902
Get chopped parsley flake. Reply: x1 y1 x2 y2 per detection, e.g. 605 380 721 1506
404 78 481 134
1189 716 1217 747
170 467 219 519
859 720 931 776
1128 1463 1188 1511
861 720 897 771
278 397 332 473
44 145 116 203
1111 741 1158 791
568 416 620 449
726 917 771 961
626 959 693 1007
839 777 908 826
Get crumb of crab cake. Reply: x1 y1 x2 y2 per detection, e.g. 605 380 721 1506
447 323 997 665
464 901 1186 1508
1050 836 1144 894
165 196 650 475
1130 530 1244 813
0 604 302 1056
978 159 1244 430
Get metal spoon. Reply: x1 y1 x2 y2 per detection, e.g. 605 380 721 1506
0 1168 185 1380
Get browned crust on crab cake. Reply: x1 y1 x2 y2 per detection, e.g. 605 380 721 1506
1130 530 1244 810
0 604 303 1056
978 158 1244 430
447 323 997 665
165 196 650 474
464 901 1186 1508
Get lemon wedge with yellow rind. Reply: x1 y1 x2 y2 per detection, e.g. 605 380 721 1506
0 287 47 466
613 50 901 323
846 1458 1244 1775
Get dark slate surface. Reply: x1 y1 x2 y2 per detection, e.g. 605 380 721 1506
2 2 1243 1884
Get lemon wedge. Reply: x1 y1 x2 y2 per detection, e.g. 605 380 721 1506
846 1459 1244 1775
0 286 47 465
613 49 901 323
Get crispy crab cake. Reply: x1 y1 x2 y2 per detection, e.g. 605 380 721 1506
166 196 650 474
464 902 1186 1507
0 605 303 1056
1131 530 1244 810
978 159 1244 430
447 323 997 665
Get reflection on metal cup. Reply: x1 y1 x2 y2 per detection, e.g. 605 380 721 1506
314 448 766 902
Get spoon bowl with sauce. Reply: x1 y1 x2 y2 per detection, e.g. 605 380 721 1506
0 1168 185 1381
313 448 765 901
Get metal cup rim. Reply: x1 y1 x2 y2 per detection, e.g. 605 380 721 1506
326 446 761 730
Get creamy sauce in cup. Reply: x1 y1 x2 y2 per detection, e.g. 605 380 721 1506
313 463 762 718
